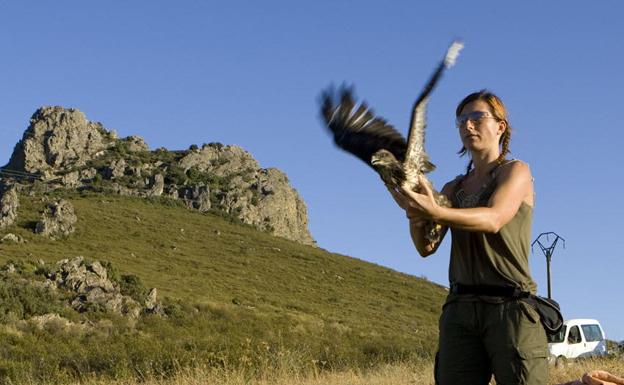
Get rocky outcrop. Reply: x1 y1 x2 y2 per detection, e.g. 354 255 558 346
146 174 165 197
4 107 114 176
177 184 211 211
252 168 313 245
0 258 162 320
48 257 162 318
122 135 149 152
21 313 89 334
145 288 162 314
176 144 315 245
3 107 315 245
0 185 19 230
35 199 77 238
177 143 259 176
1 233 24 243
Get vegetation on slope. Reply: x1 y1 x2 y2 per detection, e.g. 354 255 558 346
0 191 446 384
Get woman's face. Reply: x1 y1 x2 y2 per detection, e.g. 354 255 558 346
457 100 505 153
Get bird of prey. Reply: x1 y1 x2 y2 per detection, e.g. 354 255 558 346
320 41 463 244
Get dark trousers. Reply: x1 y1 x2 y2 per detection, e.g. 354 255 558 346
435 299 548 385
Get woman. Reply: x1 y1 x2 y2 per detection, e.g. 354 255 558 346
388 90 548 385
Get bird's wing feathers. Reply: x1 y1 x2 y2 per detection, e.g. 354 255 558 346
405 40 464 176
320 87 407 167
406 96 434 175
319 41 463 177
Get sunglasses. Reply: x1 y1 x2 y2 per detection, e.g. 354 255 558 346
455 111 498 128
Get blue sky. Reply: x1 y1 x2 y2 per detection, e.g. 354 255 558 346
1 2 623 341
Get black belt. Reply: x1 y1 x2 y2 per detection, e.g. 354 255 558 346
449 284 564 335
450 283 529 298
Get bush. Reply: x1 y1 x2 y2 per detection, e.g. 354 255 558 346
0 269 68 324
118 275 147 304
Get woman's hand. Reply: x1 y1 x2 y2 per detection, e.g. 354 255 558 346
386 184 410 210
399 176 442 221
386 182 429 226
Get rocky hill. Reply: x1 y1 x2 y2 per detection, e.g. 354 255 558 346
2 106 314 245
0 107 449 385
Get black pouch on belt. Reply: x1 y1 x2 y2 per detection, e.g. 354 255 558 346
519 295 564 335
451 283 564 335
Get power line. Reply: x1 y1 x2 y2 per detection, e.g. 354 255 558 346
532 232 565 299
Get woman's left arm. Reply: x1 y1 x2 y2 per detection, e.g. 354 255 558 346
402 161 533 233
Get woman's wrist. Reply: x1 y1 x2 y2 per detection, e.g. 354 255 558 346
429 204 446 224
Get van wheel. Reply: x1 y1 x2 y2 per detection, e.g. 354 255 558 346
555 356 568 368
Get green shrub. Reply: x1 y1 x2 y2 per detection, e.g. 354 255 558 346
118 275 147 304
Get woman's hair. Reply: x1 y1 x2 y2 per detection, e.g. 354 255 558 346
456 90 512 174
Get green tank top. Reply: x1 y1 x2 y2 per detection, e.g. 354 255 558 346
448 161 537 296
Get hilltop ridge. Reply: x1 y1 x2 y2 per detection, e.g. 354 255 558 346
2 106 314 245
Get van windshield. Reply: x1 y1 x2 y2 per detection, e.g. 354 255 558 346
548 325 566 343
581 324 603 342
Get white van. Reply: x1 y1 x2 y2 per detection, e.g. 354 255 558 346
548 319 607 365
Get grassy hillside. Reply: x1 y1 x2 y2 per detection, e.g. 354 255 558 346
0 190 447 383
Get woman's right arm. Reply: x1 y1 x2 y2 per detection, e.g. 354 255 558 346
408 217 447 257
407 180 456 257
387 180 456 257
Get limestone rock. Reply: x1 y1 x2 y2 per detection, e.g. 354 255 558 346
176 144 315 245
121 135 149 152
51 257 142 318
0 185 19 230
108 182 135 196
250 168 314 245
103 158 127 179
80 167 97 181
1 233 24 244
22 313 88 334
177 185 211 211
61 171 81 187
4 107 316 245
5 107 113 176
177 143 260 176
214 166 314 245
145 288 163 315
4 263 16 274
35 199 77 238
146 174 165 197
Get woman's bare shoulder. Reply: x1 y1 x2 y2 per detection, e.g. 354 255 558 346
492 159 534 207
495 159 532 181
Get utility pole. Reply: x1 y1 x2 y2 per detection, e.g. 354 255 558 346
532 232 565 299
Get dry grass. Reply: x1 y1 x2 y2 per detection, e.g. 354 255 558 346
548 356 624 385
14 361 435 385
12 356 623 385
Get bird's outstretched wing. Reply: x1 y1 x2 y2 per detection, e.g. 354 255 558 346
320 86 407 167
404 40 464 177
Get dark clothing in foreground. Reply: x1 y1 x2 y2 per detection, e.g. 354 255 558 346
435 161 548 385
436 299 548 385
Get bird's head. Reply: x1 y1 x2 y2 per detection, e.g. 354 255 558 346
370 149 398 168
